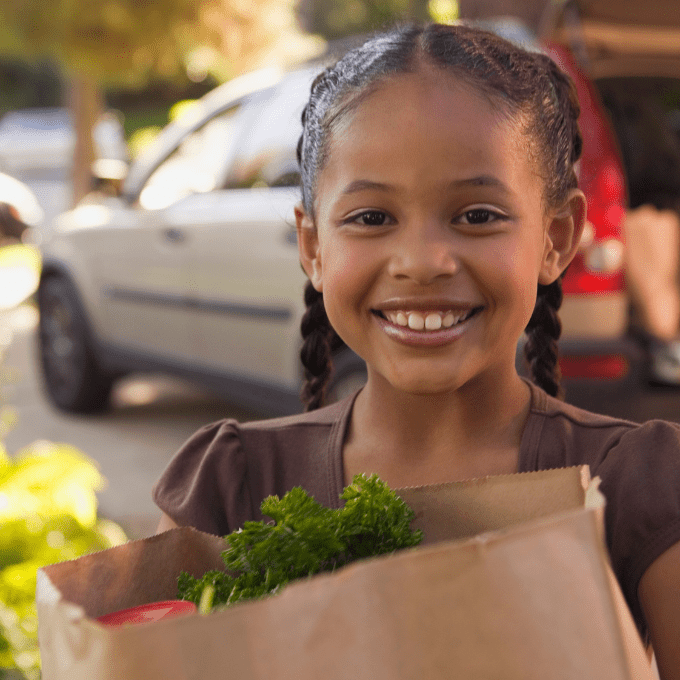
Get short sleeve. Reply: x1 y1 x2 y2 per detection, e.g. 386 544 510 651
595 419 680 634
152 419 253 536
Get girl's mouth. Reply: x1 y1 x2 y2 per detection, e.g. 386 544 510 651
372 307 482 329
370 306 484 345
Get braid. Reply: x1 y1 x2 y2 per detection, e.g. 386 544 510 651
524 277 564 398
299 281 346 411
519 54 580 399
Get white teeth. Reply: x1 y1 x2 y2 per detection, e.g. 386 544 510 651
425 313 442 330
408 313 425 330
382 309 475 331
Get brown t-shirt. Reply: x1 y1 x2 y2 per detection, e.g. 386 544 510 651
153 380 680 637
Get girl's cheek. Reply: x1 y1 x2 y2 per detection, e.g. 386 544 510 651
321 246 376 325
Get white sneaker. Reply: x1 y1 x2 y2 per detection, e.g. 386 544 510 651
650 340 680 384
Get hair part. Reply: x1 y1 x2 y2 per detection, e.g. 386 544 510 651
297 22 583 408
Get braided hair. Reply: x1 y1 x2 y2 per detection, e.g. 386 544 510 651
297 23 583 409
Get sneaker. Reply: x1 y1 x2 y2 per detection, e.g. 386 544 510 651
649 339 680 385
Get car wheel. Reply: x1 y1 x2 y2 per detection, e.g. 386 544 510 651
37 275 114 413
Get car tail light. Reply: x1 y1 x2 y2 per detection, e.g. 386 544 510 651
543 42 628 297
559 354 629 380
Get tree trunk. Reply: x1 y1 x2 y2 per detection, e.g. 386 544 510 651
68 75 103 207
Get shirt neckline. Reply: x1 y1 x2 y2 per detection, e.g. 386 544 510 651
327 380 546 497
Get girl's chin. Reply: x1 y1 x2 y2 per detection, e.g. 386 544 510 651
370 367 472 397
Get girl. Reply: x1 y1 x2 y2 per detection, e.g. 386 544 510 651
154 23 680 677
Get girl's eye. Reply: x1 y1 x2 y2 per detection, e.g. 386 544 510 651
346 210 391 227
458 208 500 225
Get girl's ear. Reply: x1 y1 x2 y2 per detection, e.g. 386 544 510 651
295 204 323 292
539 189 587 285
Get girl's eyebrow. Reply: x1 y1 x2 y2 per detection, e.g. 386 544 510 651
340 175 512 196
341 179 393 195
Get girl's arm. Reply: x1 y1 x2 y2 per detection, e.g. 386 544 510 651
156 512 180 533
639 540 680 680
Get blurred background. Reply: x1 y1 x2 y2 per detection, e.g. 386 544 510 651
1 0 679 676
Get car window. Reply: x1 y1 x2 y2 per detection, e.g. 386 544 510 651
138 105 242 210
224 70 316 190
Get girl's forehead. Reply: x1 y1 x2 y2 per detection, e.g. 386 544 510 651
348 66 510 124
325 67 525 167
316 68 544 212
327 69 526 168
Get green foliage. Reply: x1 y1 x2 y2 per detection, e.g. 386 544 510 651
0 323 127 680
178 473 423 611
0 0 218 85
0 442 127 679
300 0 432 41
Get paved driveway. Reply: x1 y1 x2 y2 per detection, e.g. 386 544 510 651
1 302 259 539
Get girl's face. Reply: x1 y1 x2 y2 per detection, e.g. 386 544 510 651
297 67 583 396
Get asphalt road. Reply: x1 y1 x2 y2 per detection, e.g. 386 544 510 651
1 303 260 539
3 301 680 540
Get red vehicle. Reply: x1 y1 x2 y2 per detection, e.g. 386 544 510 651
543 40 635 387
534 0 680 397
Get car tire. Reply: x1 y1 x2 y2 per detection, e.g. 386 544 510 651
37 275 114 414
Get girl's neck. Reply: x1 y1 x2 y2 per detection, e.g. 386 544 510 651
343 370 531 488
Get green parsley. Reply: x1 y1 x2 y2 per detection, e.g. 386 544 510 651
177 473 423 611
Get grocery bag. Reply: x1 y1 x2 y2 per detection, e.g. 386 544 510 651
37 466 655 679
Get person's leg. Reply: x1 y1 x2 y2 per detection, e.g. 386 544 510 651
624 205 680 341
624 205 680 382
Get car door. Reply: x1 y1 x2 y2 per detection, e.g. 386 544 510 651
181 70 315 390
168 187 306 390
92 103 246 365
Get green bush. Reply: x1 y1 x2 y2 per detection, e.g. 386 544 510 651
0 441 127 679
0 310 127 679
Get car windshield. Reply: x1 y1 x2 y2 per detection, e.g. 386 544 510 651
138 105 241 210
225 68 317 189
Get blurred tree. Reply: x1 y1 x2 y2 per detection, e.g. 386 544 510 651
0 0 323 204
0 0 219 204
0 60 62 115
298 0 432 39
202 0 324 79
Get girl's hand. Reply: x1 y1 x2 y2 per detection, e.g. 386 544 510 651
639 539 680 679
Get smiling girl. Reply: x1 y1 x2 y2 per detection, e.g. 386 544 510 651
154 24 680 677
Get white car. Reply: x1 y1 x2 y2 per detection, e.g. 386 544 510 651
36 66 369 415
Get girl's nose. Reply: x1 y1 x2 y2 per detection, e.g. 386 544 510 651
386 220 459 284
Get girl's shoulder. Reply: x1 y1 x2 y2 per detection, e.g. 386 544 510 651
152 393 358 535
524 379 680 456
524 381 680 493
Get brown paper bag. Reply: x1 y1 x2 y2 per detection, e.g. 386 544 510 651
37 466 655 680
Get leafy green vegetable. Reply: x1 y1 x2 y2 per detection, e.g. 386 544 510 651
178 473 423 611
